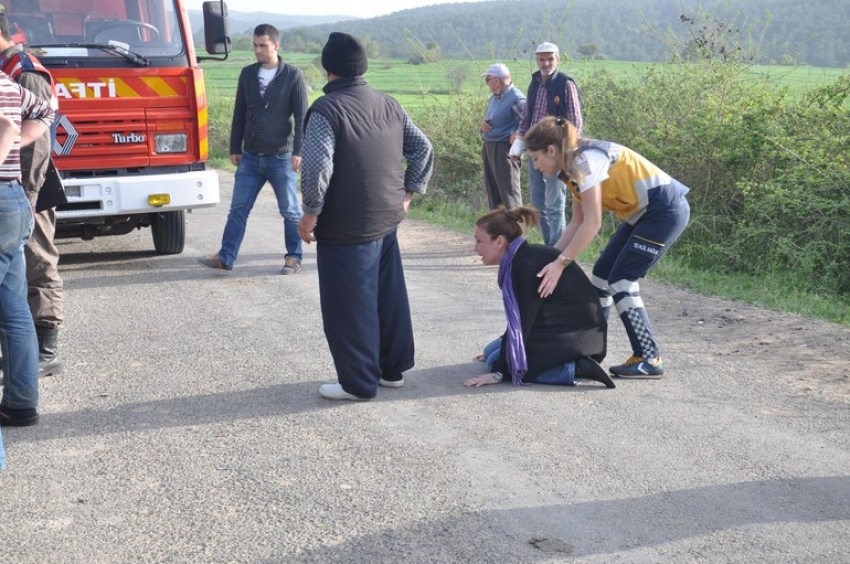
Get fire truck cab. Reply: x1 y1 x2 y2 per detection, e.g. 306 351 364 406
4 0 230 254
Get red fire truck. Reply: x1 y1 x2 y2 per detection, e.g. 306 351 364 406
5 0 230 254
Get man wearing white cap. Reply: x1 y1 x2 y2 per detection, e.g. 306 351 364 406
510 42 582 245
479 62 526 210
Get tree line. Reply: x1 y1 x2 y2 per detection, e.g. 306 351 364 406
223 0 850 68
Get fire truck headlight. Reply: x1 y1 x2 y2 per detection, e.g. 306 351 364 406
154 134 188 153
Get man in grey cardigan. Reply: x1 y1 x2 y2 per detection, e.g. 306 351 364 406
199 24 308 274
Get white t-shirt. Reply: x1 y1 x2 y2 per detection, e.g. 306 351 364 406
258 67 277 97
574 148 610 191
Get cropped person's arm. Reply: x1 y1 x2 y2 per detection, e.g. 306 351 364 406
462 371 504 387
564 78 583 134
0 114 20 164
401 111 434 194
555 185 602 260
511 97 527 124
289 67 309 168
19 120 48 147
298 113 335 242
18 86 53 147
536 185 602 297
229 70 248 158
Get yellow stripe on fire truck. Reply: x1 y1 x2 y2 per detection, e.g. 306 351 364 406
54 76 188 99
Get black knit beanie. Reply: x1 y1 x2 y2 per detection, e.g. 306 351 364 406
321 32 368 77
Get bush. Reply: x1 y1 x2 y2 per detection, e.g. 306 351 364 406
203 51 850 298
582 61 850 295
410 94 490 211
409 56 850 297
207 95 234 165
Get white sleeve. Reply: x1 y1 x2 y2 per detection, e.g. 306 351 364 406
575 149 610 191
508 138 525 157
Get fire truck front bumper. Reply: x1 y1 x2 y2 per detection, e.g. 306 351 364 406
56 169 220 219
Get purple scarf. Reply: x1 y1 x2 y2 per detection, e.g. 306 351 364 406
498 237 528 386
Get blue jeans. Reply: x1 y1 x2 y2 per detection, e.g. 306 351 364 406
483 337 502 371
219 151 302 268
0 181 39 411
482 337 576 385
528 161 567 245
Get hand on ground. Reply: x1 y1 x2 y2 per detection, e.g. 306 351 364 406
463 373 501 387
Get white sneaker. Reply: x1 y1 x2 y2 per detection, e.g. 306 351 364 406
378 377 404 388
319 383 368 401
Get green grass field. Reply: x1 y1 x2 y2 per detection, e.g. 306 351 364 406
201 50 847 112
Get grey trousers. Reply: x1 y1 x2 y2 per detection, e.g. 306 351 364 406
482 140 522 210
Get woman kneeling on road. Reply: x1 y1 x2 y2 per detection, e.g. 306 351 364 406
464 205 615 389
524 116 691 379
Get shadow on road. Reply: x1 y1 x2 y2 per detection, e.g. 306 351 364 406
256 475 850 563
4 360 616 446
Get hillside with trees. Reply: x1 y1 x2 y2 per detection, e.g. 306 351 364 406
208 0 850 67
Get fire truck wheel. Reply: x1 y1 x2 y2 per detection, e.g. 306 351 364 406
151 210 186 255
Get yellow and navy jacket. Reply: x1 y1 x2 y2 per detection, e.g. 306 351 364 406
567 139 687 224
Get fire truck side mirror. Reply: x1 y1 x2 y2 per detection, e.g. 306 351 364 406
202 0 231 56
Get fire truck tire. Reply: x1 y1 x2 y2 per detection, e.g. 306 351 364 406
151 211 185 255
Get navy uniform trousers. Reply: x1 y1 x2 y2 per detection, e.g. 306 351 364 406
591 184 690 360
317 229 414 398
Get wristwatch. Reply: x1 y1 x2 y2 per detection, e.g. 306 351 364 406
558 254 573 267
491 371 503 383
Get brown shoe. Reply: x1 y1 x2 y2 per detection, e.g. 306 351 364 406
198 255 232 271
280 256 302 275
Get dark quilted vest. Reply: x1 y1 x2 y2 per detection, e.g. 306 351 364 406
307 78 406 244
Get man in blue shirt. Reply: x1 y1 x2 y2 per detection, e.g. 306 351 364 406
479 63 526 210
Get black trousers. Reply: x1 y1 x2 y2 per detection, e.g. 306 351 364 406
317 229 414 398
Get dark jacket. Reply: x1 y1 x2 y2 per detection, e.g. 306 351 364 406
229 60 308 156
492 242 607 380
306 77 407 244
519 69 582 134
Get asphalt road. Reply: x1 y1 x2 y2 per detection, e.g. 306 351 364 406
1 170 848 563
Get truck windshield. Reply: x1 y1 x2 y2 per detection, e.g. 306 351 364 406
4 0 185 59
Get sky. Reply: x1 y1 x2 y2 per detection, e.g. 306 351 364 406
186 0 486 19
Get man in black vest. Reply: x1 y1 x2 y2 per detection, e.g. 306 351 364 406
510 42 583 246
199 24 308 275
298 32 434 401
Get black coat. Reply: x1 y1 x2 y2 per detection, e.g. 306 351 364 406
492 242 607 381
